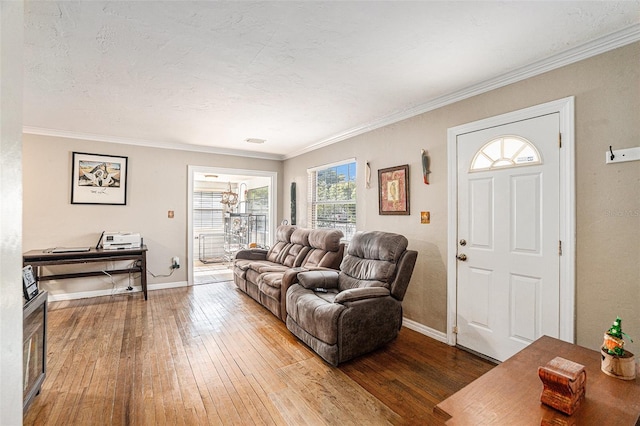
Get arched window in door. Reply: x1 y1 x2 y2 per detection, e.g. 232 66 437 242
470 135 542 172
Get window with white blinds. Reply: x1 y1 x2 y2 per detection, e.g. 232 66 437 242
246 186 270 243
247 186 269 217
193 191 224 232
308 160 356 241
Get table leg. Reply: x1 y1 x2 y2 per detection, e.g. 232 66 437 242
141 251 148 300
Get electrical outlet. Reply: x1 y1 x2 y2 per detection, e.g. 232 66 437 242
172 256 180 269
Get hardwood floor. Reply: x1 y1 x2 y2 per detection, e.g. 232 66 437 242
24 281 494 425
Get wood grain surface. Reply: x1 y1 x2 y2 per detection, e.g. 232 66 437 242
23 281 494 425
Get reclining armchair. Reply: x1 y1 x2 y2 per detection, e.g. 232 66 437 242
285 230 418 366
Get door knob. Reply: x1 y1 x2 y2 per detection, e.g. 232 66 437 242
456 253 467 261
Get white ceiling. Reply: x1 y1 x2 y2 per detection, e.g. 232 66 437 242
23 1 640 160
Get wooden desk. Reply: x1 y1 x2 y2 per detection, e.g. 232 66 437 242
435 335 640 425
23 246 148 300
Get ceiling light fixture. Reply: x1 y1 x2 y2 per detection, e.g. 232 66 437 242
221 182 238 206
245 138 266 144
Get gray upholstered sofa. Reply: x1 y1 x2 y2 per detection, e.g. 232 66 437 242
233 225 344 321
285 230 417 366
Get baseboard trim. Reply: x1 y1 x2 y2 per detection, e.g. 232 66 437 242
402 317 448 344
46 281 188 302
148 281 189 291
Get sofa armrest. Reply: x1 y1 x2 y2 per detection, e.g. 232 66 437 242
297 270 339 290
281 267 312 286
277 267 308 321
334 287 390 304
234 248 268 261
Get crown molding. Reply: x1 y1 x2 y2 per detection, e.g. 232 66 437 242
284 24 640 160
22 126 285 161
23 24 639 162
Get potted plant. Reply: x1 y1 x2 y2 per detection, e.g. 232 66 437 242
601 316 636 380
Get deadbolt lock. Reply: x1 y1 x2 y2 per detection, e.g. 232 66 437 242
459 239 467 246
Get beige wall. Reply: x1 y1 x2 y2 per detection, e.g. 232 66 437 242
20 43 639 354
22 135 283 295
283 42 640 353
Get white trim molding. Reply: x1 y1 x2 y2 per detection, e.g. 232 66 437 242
22 126 284 161
402 318 448 344
306 157 357 173
187 165 278 286
446 96 576 347
46 281 188 302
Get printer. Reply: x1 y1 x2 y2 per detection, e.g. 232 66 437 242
101 232 142 250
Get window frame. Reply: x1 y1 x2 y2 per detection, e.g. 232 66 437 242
307 158 357 241
470 135 542 172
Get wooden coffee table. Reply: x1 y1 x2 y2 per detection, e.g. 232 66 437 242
434 335 640 425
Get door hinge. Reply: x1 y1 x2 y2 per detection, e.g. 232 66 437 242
559 133 562 148
559 240 563 256
453 326 459 334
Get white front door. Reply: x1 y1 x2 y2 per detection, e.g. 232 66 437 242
455 113 561 361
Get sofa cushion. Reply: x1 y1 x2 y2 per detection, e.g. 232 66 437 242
275 225 297 242
265 225 297 263
248 261 283 273
339 258 395 285
245 268 262 286
301 249 329 268
281 242 310 268
297 270 339 290
260 272 284 289
291 228 311 246
301 229 344 269
333 287 390 304
279 228 313 267
308 229 343 252
233 258 254 272
286 284 344 345
338 231 409 290
347 231 408 262
266 241 291 263
284 244 311 267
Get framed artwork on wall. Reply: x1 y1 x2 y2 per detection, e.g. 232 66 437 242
378 164 410 215
71 152 128 205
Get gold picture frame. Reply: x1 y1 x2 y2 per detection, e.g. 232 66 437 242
378 164 409 215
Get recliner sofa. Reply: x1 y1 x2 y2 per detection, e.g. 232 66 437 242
285 230 417 366
233 225 344 321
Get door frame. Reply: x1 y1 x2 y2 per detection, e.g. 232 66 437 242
446 97 575 347
187 165 278 286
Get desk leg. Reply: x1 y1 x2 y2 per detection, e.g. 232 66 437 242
141 251 148 300
34 266 40 291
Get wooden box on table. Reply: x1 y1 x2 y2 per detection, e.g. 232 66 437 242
538 356 586 415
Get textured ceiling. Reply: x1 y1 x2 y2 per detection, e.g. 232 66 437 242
23 1 640 159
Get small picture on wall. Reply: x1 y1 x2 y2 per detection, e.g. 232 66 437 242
378 164 409 215
71 152 128 205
